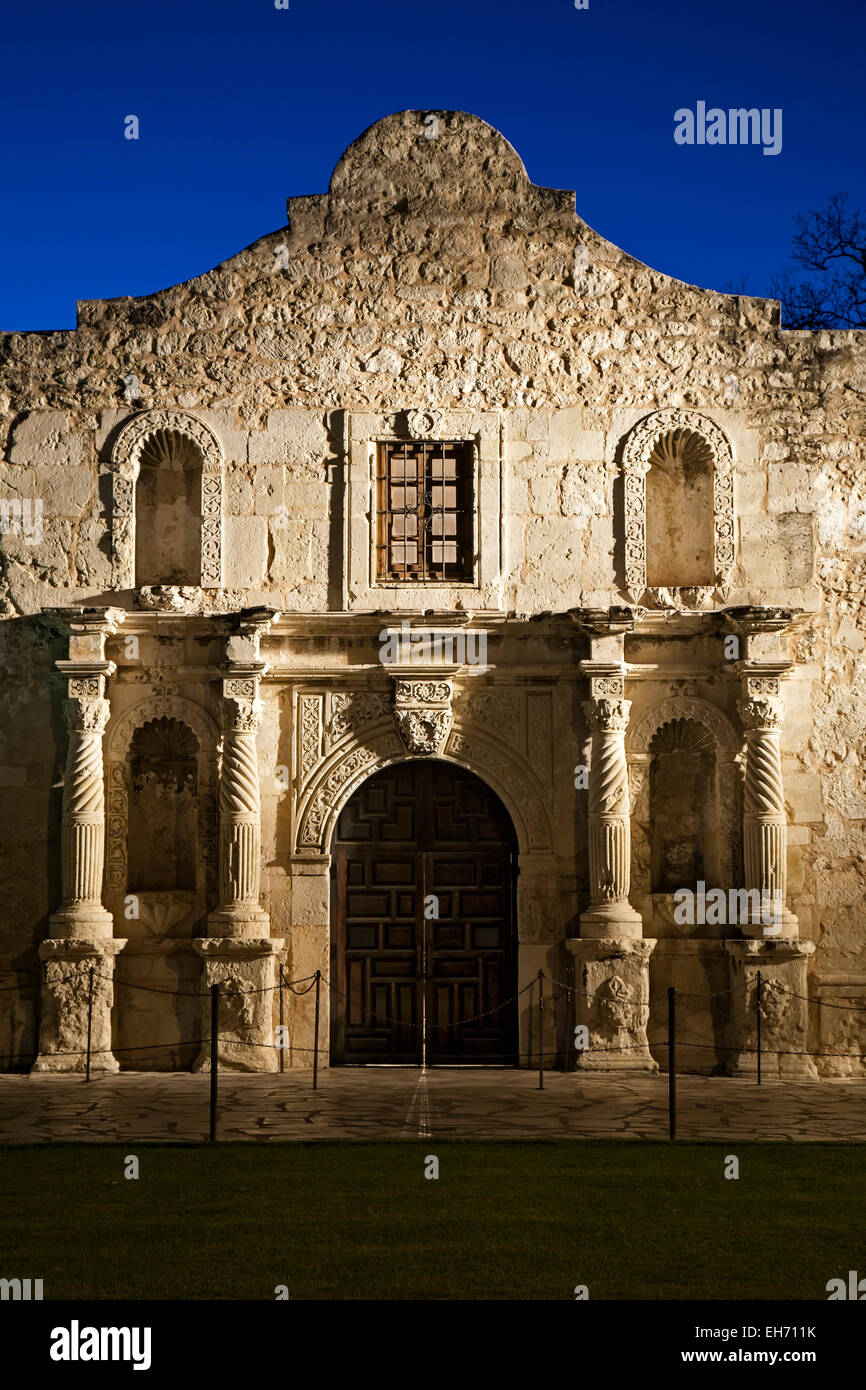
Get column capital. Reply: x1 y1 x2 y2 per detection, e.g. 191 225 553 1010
63 697 112 735
583 695 631 733
220 697 264 734
738 694 784 732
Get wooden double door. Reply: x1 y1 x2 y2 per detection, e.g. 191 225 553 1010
332 761 518 1065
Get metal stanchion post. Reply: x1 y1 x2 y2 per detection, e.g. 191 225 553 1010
210 984 219 1143
313 970 321 1091
537 970 544 1090
668 986 676 1142
279 963 285 1075
756 970 762 1086
85 966 94 1082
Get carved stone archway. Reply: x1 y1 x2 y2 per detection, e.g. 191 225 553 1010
295 725 554 859
109 410 224 589
105 695 219 902
621 409 735 603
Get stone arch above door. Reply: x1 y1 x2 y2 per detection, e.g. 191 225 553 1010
620 408 735 604
109 409 224 589
295 727 554 858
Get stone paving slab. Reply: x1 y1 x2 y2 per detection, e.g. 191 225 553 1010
1 1072 865 1143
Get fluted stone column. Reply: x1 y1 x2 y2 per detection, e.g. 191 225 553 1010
722 609 813 1076
739 690 794 937
212 687 270 935
194 611 283 1072
580 679 643 940
569 653 656 1073
33 608 126 1073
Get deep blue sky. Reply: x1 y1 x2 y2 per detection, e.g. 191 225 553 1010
1 0 863 329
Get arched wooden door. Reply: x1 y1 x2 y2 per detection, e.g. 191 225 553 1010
331 761 518 1065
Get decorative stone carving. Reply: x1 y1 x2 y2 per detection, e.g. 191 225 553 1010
621 409 735 603
297 732 405 851
327 690 391 742
393 677 453 756
192 937 285 1073
212 687 267 930
738 691 791 935
299 694 323 785
32 938 126 1074
567 937 658 1073
135 585 205 613
580 691 643 937
110 409 224 589
447 730 552 854
453 689 521 749
628 696 739 757
724 939 816 1077
405 408 444 438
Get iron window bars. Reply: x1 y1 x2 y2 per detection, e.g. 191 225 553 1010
376 440 474 582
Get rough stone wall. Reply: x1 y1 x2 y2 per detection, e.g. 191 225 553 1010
1 109 865 1070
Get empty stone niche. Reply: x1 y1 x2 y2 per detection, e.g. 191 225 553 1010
645 429 714 588
128 717 198 898
649 718 721 897
135 430 203 586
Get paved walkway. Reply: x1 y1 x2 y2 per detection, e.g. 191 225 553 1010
1 1071 864 1142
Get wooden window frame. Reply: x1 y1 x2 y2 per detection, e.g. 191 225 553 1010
375 439 475 585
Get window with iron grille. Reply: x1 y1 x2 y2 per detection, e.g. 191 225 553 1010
375 440 474 582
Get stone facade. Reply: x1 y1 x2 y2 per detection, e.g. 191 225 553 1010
1 110 864 1075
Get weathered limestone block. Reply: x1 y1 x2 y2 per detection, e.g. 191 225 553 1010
739 514 815 587
724 939 817 1078
32 939 126 1073
192 938 284 1072
222 516 268 588
567 938 658 1073
9 412 88 467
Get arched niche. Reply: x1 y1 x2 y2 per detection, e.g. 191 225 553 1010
621 409 735 603
644 428 714 587
105 696 219 912
134 431 204 586
649 718 718 890
128 716 199 891
109 410 224 590
627 697 742 906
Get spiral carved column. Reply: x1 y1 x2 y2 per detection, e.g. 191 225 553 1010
197 646 283 1073
209 687 269 936
34 608 127 1074
738 692 794 937
570 664 655 1073
60 698 112 909
580 691 643 939
724 627 811 1076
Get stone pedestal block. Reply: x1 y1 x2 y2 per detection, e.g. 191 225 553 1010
724 938 817 1078
192 937 284 1072
32 938 126 1073
567 937 659 1073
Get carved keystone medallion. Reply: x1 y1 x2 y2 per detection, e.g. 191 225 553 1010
393 678 452 756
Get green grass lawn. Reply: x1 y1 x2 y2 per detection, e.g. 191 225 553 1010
0 1141 861 1300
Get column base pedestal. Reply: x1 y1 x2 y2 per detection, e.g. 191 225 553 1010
32 937 126 1074
207 906 271 939
193 936 284 1073
723 937 817 1078
578 902 645 941
567 937 659 1074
